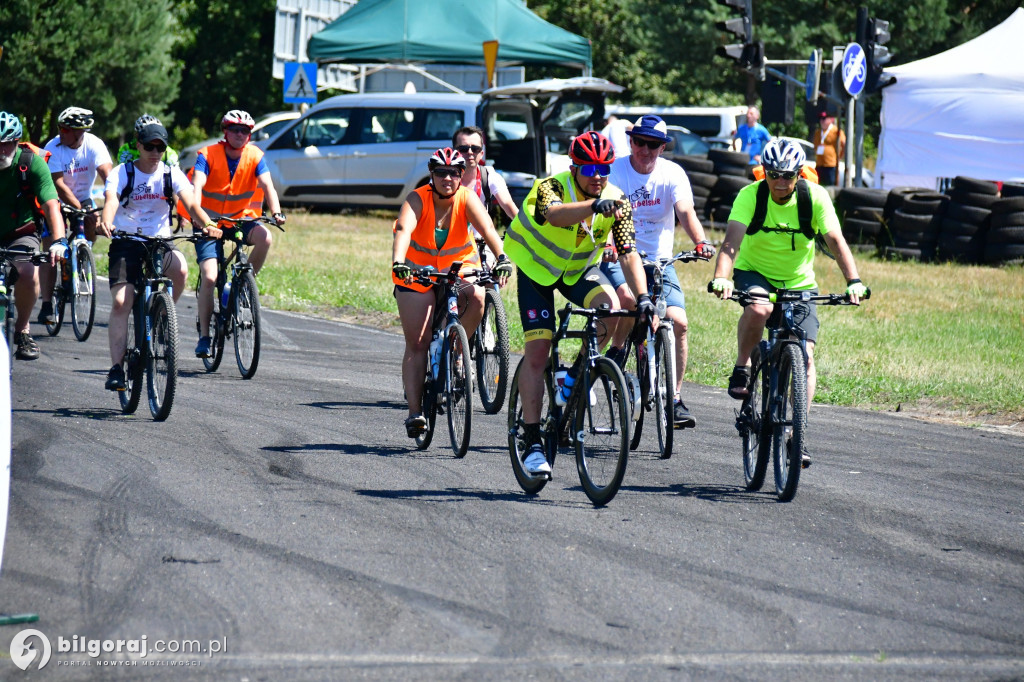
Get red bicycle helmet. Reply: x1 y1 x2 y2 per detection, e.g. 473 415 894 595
569 131 615 165
427 147 466 172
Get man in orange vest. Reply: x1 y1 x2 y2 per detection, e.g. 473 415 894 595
192 109 285 358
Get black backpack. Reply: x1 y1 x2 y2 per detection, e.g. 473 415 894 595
746 179 834 258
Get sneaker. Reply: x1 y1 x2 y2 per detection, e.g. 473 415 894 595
14 332 39 360
605 345 627 368
523 444 552 477
105 364 126 391
405 414 427 438
195 336 212 358
36 302 54 325
673 399 696 428
727 366 751 400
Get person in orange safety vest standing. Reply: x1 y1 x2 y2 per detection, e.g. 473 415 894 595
191 109 286 359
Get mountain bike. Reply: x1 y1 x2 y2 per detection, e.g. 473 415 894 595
195 216 280 379
618 250 707 459
507 303 634 506
471 238 509 414
113 232 191 421
0 248 48 372
718 286 870 501
44 203 99 341
409 263 475 458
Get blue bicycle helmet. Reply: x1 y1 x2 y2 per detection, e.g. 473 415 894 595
0 112 23 142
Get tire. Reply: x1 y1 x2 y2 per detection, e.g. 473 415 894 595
678 155 714 174
575 357 630 507
946 202 991 224
891 209 940 232
838 187 888 211
232 271 261 379
445 323 473 458
119 302 144 415
847 205 885 222
948 189 998 209
841 217 882 244
987 225 1024 244
474 287 509 414
147 291 178 421
937 234 983 263
45 267 65 337
952 176 998 195
621 331 644 451
653 326 674 460
714 163 749 178
990 212 1024 230
713 174 750 195
708 148 751 168
990 196 1024 215
900 194 946 216
202 304 226 373
1001 182 1024 198
882 246 924 261
939 218 983 238
741 346 769 491
712 204 733 224
773 344 807 502
4 304 14 375
984 242 1024 264
70 244 96 342
507 359 550 495
415 371 437 450
686 171 718 190
690 184 712 198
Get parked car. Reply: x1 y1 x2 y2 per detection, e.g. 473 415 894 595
178 111 301 172
662 125 711 159
260 77 624 210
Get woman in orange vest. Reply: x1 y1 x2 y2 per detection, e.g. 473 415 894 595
192 109 286 359
391 147 512 438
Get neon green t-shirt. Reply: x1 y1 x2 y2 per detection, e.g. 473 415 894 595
728 180 840 289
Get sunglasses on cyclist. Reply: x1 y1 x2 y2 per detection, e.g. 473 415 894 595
630 137 664 150
766 169 799 180
225 125 252 135
455 144 483 155
576 163 611 178
141 142 167 152
432 168 463 179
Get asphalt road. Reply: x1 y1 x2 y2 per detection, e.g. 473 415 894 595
2 288 1022 680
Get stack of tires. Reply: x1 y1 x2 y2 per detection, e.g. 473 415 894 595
879 188 947 261
985 182 1024 265
705 149 752 226
837 188 888 247
677 155 717 218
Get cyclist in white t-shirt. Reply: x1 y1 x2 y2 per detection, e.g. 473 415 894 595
37 107 113 324
600 115 716 428
97 121 216 392
452 126 519 242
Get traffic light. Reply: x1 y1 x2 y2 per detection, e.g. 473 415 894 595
715 0 762 77
865 17 896 93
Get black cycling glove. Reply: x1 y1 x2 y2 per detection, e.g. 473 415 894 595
592 198 619 215
636 293 656 322
392 262 411 280
494 254 514 278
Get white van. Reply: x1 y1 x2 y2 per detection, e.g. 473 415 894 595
261 78 623 210
605 104 747 147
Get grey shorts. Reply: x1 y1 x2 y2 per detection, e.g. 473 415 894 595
734 269 819 343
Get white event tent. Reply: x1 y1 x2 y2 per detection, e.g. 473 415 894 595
875 7 1024 189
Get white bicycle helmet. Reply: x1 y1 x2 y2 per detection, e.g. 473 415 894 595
0 112 23 142
57 106 94 130
761 138 806 173
134 114 162 136
221 109 255 129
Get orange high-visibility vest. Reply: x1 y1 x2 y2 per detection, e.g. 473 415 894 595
392 185 480 292
198 142 264 220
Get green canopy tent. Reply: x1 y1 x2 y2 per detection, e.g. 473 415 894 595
306 0 592 73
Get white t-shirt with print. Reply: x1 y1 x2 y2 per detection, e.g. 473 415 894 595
468 165 511 238
104 162 190 237
609 156 693 260
44 133 112 203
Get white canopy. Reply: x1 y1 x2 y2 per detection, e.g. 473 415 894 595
875 8 1024 189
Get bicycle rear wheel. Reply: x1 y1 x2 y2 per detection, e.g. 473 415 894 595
507 359 552 495
232 271 261 379
474 287 509 414
415 371 437 450
147 291 178 421
44 268 65 337
773 344 807 502
4 303 14 375
653 326 675 459
119 303 144 415
741 346 770 490
575 357 631 506
71 243 96 341
445 323 473 458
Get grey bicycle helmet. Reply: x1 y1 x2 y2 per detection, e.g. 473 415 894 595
134 114 162 137
222 109 255 129
58 106 94 130
761 138 806 173
0 112 23 142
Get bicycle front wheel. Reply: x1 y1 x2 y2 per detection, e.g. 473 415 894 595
575 357 631 506
773 344 807 502
507 359 552 495
622 333 645 451
232 271 261 379
475 287 509 414
71 243 96 341
45 268 65 337
653 327 675 459
147 291 178 421
119 302 144 415
415 371 437 450
445 323 473 458
741 346 770 490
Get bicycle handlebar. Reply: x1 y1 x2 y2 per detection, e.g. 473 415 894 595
0 249 49 266
215 215 285 233
640 249 709 269
706 281 871 305
60 202 103 217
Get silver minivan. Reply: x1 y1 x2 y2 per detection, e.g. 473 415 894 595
262 78 623 210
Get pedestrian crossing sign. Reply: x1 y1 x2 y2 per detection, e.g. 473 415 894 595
284 62 317 104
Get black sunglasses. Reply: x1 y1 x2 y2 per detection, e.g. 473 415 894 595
630 137 664 150
455 144 483 154
225 125 252 135
432 168 462 179
766 170 799 180
142 142 167 152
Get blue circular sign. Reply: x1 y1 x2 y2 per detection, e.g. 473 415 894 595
842 42 866 97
